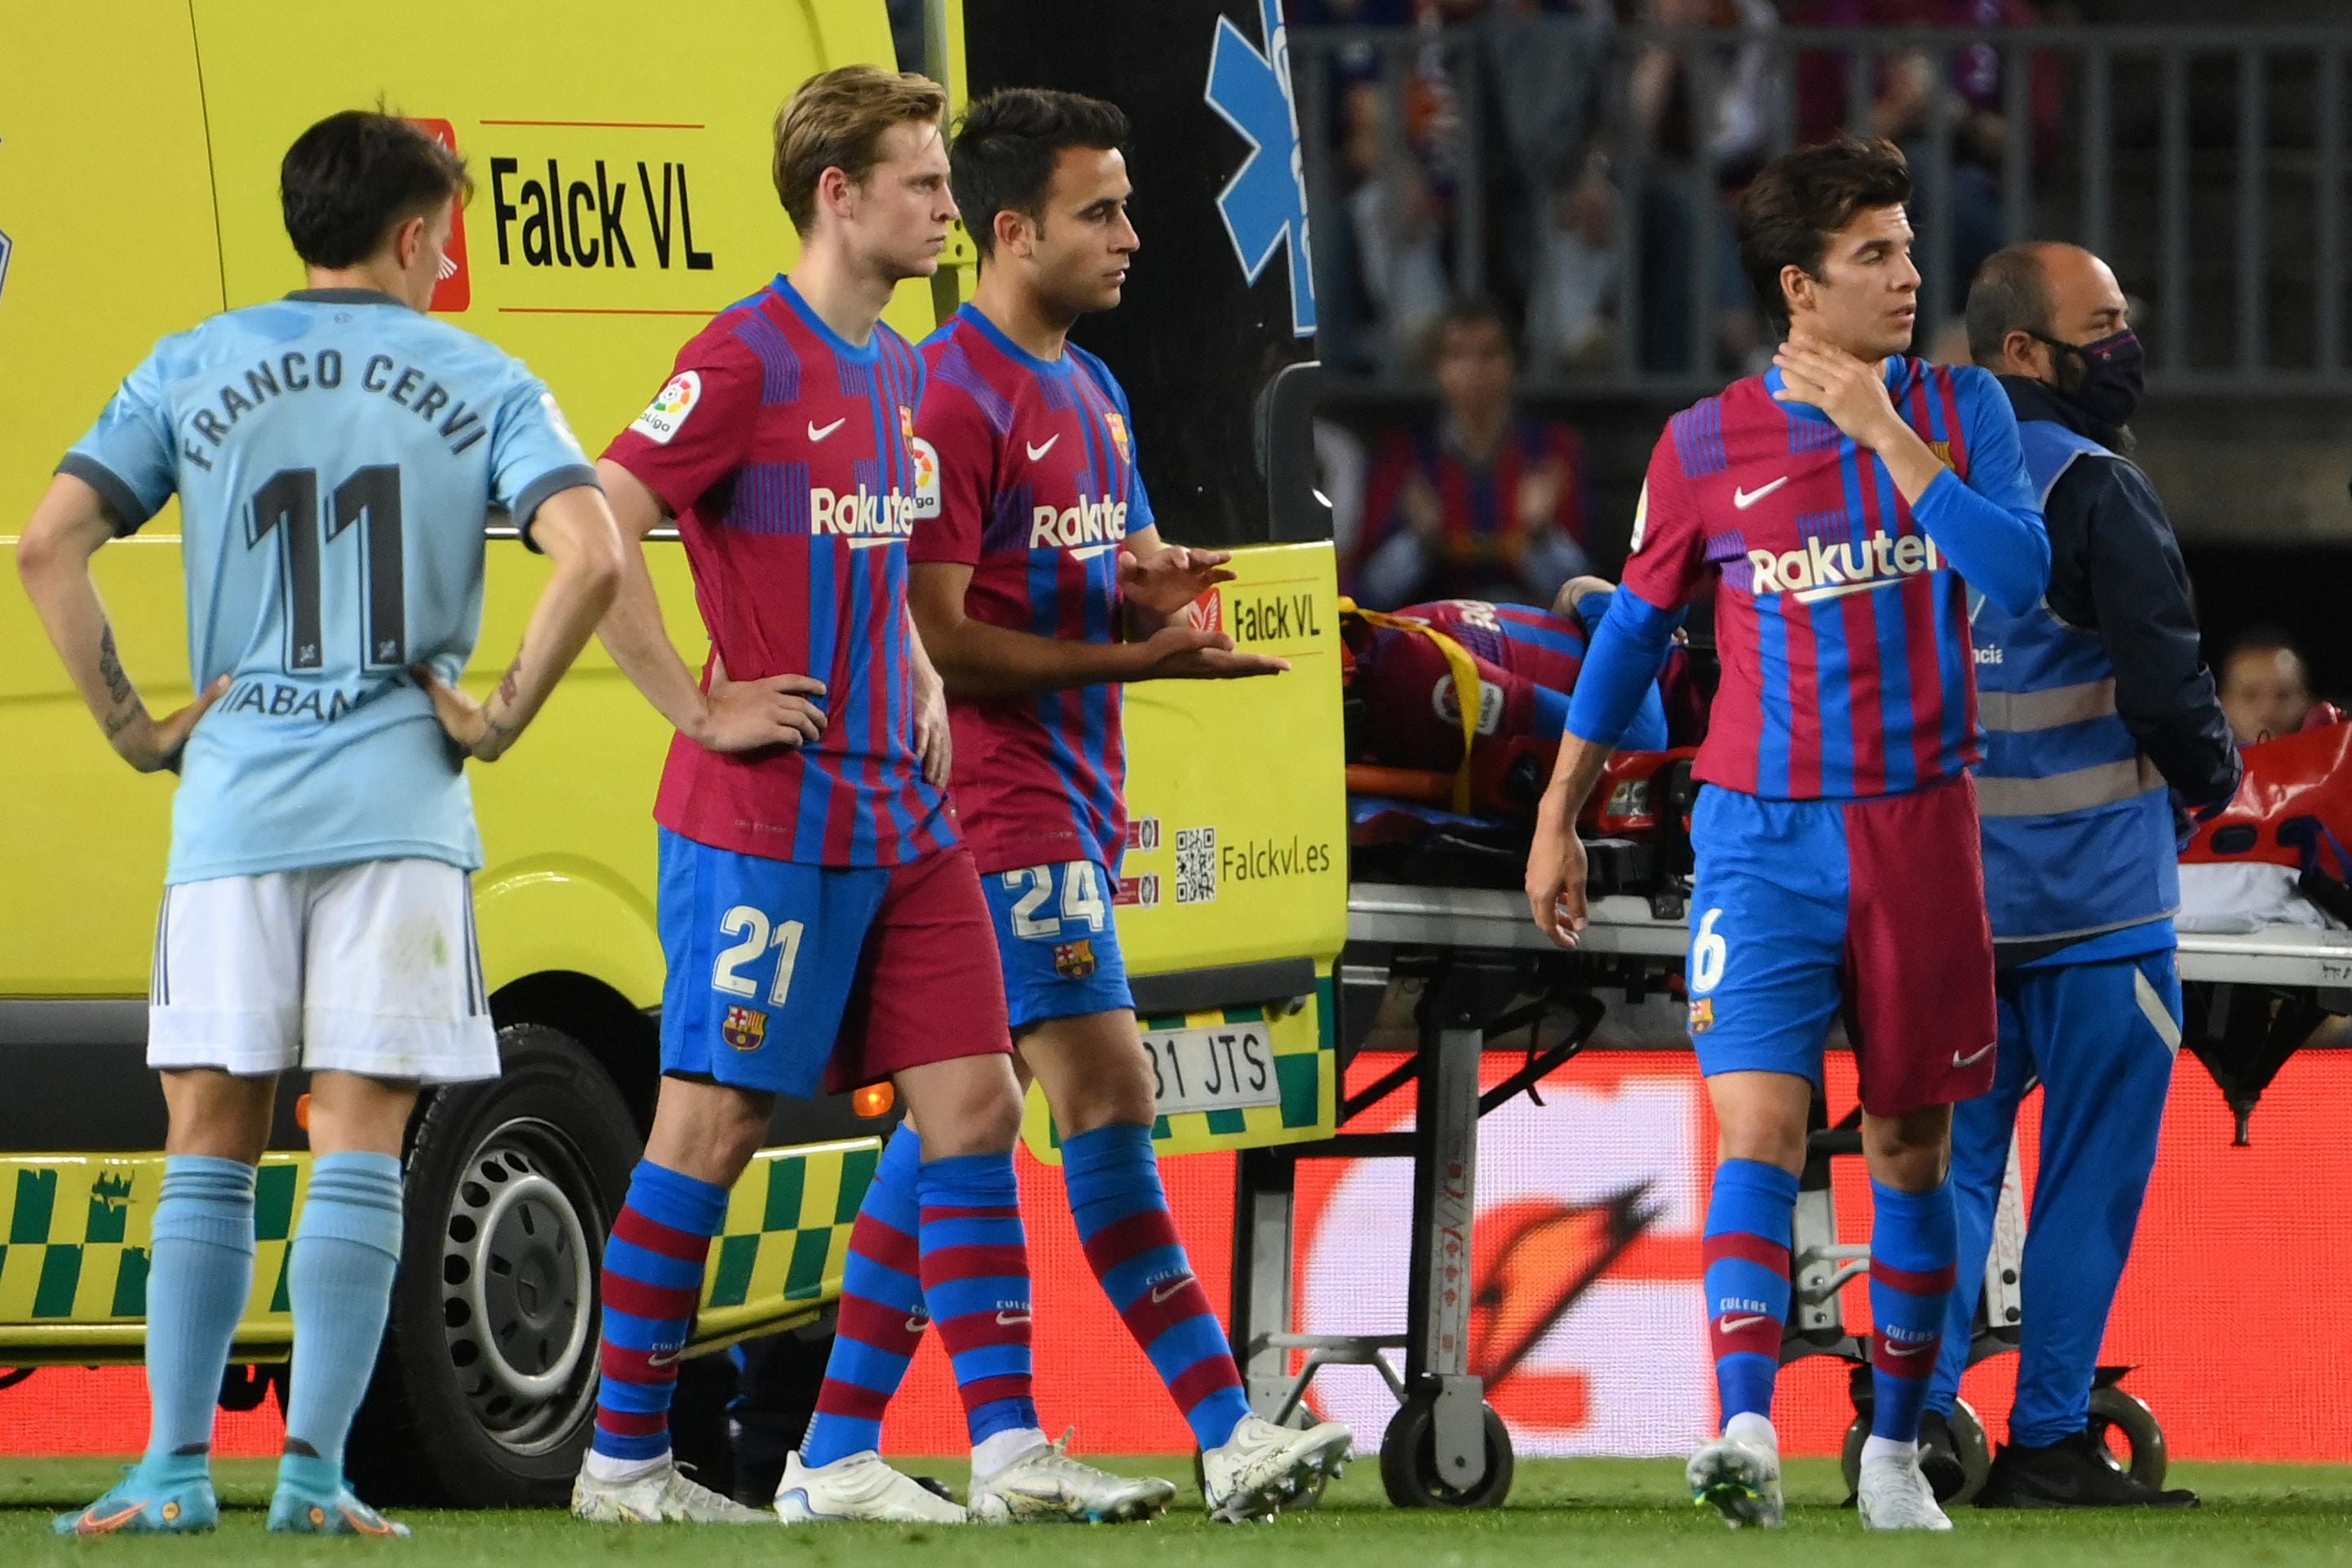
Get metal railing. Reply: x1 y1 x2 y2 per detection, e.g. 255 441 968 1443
1293 22 2352 399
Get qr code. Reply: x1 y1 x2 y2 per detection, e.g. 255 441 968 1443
1176 826 1217 905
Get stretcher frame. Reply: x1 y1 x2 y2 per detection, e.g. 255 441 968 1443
1227 881 2352 1505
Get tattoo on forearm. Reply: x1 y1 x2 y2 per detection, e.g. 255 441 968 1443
97 623 139 734
495 653 523 711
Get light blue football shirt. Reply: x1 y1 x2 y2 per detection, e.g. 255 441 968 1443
60 288 598 884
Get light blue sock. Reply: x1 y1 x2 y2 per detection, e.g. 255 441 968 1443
141 1156 258 1485
281 1152 404 1479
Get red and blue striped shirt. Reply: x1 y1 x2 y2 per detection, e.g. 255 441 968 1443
604 276 953 866
910 306 1154 875
1579 357 2046 800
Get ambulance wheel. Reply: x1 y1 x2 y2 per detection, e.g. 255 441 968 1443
2087 1384 2168 1488
1841 1402 1992 1503
346 1024 639 1507
1379 1391 1513 1508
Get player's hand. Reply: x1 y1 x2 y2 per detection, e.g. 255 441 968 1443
1771 335 1904 450
109 674 229 774
695 655 826 754
1525 800 1591 949
412 662 525 763
1132 622 1290 680
1118 544 1238 617
1551 574 1616 620
913 664 952 788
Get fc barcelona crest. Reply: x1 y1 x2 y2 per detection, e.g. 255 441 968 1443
723 1005 768 1052
1053 940 1097 980
1929 439 1952 468
1105 410 1129 458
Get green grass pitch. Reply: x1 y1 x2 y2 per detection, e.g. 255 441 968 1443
4 1456 2349 1567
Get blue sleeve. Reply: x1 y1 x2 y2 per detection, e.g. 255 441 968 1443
1910 366 2049 615
1565 584 1678 747
1567 587 1668 749
489 365 600 551
59 344 180 534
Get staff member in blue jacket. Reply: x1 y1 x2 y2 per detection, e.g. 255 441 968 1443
1920 242 2239 1509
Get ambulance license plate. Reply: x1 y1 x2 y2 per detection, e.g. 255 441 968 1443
1142 1023 1280 1118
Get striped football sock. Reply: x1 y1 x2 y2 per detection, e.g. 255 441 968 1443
588 1161 727 1469
915 1151 1039 1447
1703 1158 1798 1430
1063 1123 1250 1451
800 1128 927 1466
1868 1178 1958 1445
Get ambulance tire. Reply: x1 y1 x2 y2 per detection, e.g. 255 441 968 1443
347 1024 639 1507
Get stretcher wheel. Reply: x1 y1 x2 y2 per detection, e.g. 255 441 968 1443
2087 1384 2168 1488
1378 1391 1513 1508
1838 1399 1991 1504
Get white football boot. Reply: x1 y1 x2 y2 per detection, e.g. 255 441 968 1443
1200 1414 1353 1522
1857 1451 1956 1531
570 1459 773 1524
774 1451 968 1524
967 1433 1178 1523
1686 1427 1785 1529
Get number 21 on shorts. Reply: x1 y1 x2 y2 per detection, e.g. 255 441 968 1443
712 905 805 1006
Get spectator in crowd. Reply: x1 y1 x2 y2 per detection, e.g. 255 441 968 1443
1353 298 1595 606
1614 0 1780 374
2219 628 2316 745
1792 0 2058 354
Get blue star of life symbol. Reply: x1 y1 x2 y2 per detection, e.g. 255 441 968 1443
1205 0 1317 337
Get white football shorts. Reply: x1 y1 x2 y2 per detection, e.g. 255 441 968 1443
146 857 498 1083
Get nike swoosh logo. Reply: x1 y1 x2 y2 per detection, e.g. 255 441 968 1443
1716 1313 1771 1333
1025 435 1060 461
78 1504 147 1534
996 1309 1032 1327
647 1348 683 1367
846 536 901 549
808 417 847 442
1069 543 1119 560
906 1314 930 1335
1732 477 1790 509
1952 1042 1995 1069
1882 1339 1935 1358
1149 1276 1194 1304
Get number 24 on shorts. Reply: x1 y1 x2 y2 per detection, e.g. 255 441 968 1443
1001 862 1108 941
712 905 806 1006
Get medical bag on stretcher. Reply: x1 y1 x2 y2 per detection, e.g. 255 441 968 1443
2180 709 2352 927
1338 600 1699 895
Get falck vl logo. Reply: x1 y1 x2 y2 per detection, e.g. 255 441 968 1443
1205 0 1316 336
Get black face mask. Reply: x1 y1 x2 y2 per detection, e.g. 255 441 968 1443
2031 328 2145 429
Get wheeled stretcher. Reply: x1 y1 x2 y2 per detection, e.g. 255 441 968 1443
1227 863 2352 1508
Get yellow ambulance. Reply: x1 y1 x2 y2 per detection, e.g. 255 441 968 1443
0 0 1341 1506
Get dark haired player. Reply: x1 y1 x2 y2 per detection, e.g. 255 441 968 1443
1524 138 2049 1531
23 109 622 1535
575 67 1163 1529
781 86 1352 1526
